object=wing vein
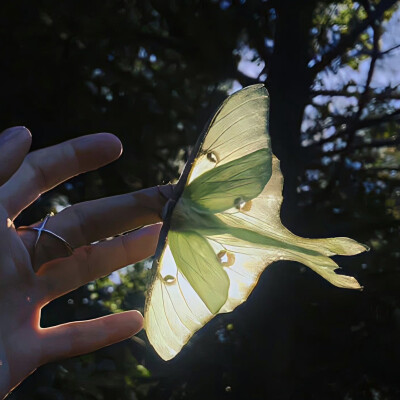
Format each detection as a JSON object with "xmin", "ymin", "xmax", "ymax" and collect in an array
[
  {"xmin": 217, "ymin": 135, "xmax": 267, "ymax": 163},
  {"xmin": 210, "ymin": 95, "xmax": 268, "ymax": 132},
  {"xmin": 176, "ymin": 273, "xmax": 197, "ymax": 320},
  {"xmin": 165, "ymin": 283, "xmax": 192, "ymax": 332},
  {"xmin": 206, "ymin": 111, "xmax": 264, "ymax": 150},
  {"xmin": 160, "ymin": 280, "xmax": 178, "ymax": 335}
]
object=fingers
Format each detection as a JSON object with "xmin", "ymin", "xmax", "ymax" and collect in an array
[
  {"xmin": 19, "ymin": 185, "xmax": 173, "ymax": 268},
  {"xmin": 40, "ymin": 310, "xmax": 143, "ymax": 363},
  {"xmin": 37, "ymin": 224, "xmax": 161, "ymax": 302},
  {"xmin": 47, "ymin": 185, "xmax": 171, "ymax": 248},
  {"xmin": 0, "ymin": 127, "xmax": 32, "ymax": 186},
  {"xmin": 0, "ymin": 133, "xmax": 122, "ymax": 220}
]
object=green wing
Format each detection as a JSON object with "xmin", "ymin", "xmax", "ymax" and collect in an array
[
  {"xmin": 184, "ymin": 148, "xmax": 272, "ymax": 213},
  {"xmin": 144, "ymin": 84, "xmax": 367, "ymax": 361},
  {"xmin": 168, "ymin": 230, "xmax": 229, "ymax": 313}
]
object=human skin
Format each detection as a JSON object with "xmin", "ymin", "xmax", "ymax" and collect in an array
[{"xmin": 0, "ymin": 126, "xmax": 172, "ymax": 398}]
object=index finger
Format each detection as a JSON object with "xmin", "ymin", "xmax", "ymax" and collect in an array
[
  {"xmin": 19, "ymin": 185, "xmax": 174, "ymax": 269},
  {"xmin": 0, "ymin": 133, "xmax": 122, "ymax": 219}
]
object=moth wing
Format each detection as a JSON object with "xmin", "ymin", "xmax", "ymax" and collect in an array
[
  {"xmin": 145, "ymin": 84, "xmax": 272, "ymax": 360},
  {"xmin": 144, "ymin": 230, "xmax": 282, "ymax": 361},
  {"xmin": 146, "ymin": 212, "xmax": 364, "ymax": 362},
  {"xmin": 144, "ymin": 160, "xmax": 366, "ymax": 361},
  {"xmin": 215, "ymin": 156, "xmax": 367, "ymax": 290},
  {"xmin": 144, "ymin": 84, "xmax": 367, "ymax": 361},
  {"xmin": 187, "ymin": 84, "xmax": 270, "ymax": 184},
  {"xmin": 144, "ymin": 243, "xmax": 215, "ymax": 361}
]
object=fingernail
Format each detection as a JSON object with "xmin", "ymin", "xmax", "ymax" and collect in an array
[
  {"xmin": 0, "ymin": 126, "xmax": 31, "ymax": 143},
  {"xmin": 132, "ymin": 310, "xmax": 143, "ymax": 319}
]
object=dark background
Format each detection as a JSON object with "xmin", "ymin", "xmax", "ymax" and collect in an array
[{"xmin": 1, "ymin": 0, "xmax": 400, "ymax": 399}]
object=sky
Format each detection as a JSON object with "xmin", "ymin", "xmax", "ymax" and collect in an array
[{"xmin": 232, "ymin": 6, "xmax": 400, "ymax": 117}]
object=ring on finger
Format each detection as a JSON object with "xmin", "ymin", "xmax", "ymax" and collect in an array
[{"xmin": 17, "ymin": 213, "xmax": 74, "ymax": 257}]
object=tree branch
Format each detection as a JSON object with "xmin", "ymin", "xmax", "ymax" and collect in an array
[
  {"xmin": 357, "ymin": 108, "xmax": 400, "ymax": 129},
  {"xmin": 359, "ymin": 42, "xmax": 400, "ymax": 57},
  {"xmin": 306, "ymin": 23, "xmax": 400, "ymax": 153},
  {"xmin": 310, "ymin": 89, "xmax": 400, "ymax": 100},
  {"xmin": 311, "ymin": 0, "xmax": 398, "ymax": 74},
  {"xmin": 324, "ymin": 136, "xmax": 400, "ymax": 155},
  {"xmin": 311, "ymin": 89, "xmax": 359, "ymax": 98},
  {"xmin": 344, "ymin": 18, "xmax": 381, "ymax": 151},
  {"xmin": 379, "ymin": 42, "xmax": 400, "ymax": 56},
  {"xmin": 304, "ymin": 108, "xmax": 400, "ymax": 151}
]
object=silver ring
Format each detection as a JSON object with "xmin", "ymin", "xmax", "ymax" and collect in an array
[{"xmin": 17, "ymin": 213, "xmax": 74, "ymax": 255}]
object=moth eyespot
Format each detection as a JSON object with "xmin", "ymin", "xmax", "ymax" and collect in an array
[
  {"xmin": 162, "ymin": 275, "xmax": 176, "ymax": 285},
  {"xmin": 217, "ymin": 250, "xmax": 235, "ymax": 267},
  {"xmin": 206, "ymin": 151, "xmax": 219, "ymax": 163},
  {"xmin": 234, "ymin": 198, "xmax": 252, "ymax": 211},
  {"xmin": 241, "ymin": 200, "xmax": 252, "ymax": 211}
]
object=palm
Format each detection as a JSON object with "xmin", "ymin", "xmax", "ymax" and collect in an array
[
  {"xmin": 0, "ymin": 127, "xmax": 170, "ymax": 398},
  {"xmin": 0, "ymin": 241, "xmax": 40, "ymax": 394}
]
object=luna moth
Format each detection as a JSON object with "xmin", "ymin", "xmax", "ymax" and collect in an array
[{"xmin": 144, "ymin": 84, "xmax": 367, "ymax": 361}]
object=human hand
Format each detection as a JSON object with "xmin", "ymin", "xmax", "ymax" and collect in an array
[{"xmin": 0, "ymin": 127, "xmax": 171, "ymax": 398}]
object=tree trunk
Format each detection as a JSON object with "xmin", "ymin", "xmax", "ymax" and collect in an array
[{"xmin": 267, "ymin": 0, "xmax": 316, "ymax": 231}]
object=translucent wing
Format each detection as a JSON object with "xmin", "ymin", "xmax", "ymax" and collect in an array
[
  {"xmin": 187, "ymin": 84, "xmax": 270, "ymax": 184},
  {"xmin": 144, "ymin": 243, "xmax": 214, "ymax": 360},
  {"xmin": 215, "ymin": 156, "xmax": 368, "ymax": 292},
  {"xmin": 144, "ymin": 157, "xmax": 367, "ymax": 360},
  {"xmin": 145, "ymin": 84, "xmax": 272, "ymax": 360},
  {"xmin": 183, "ymin": 148, "xmax": 272, "ymax": 214},
  {"xmin": 144, "ymin": 84, "xmax": 367, "ymax": 361},
  {"xmin": 168, "ymin": 230, "xmax": 229, "ymax": 313}
]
